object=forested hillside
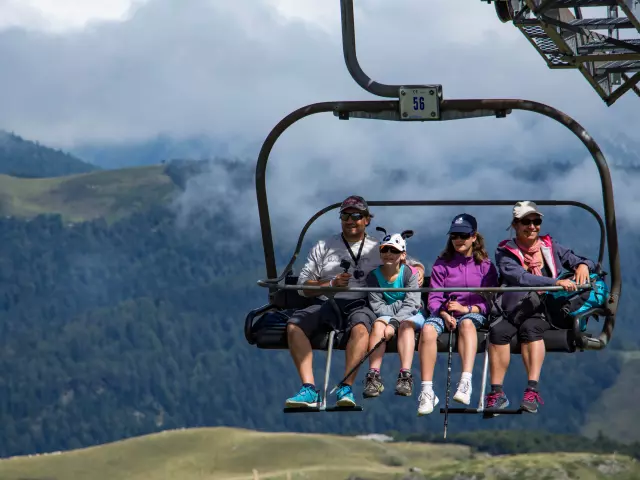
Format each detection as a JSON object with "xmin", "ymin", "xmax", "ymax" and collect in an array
[
  {"xmin": 0, "ymin": 131, "xmax": 98, "ymax": 178},
  {"xmin": 0, "ymin": 145, "xmax": 637, "ymax": 458}
]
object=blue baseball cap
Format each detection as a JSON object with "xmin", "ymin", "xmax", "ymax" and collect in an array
[{"xmin": 447, "ymin": 213, "xmax": 477, "ymax": 235}]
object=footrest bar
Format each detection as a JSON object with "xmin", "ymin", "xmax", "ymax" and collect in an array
[
  {"xmin": 326, "ymin": 405, "xmax": 363, "ymax": 412},
  {"xmin": 283, "ymin": 405, "xmax": 363, "ymax": 413},
  {"xmin": 439, "ymin": 408, "xmax": 524, "ymax": 415}
]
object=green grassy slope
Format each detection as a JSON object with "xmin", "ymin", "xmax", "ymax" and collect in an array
[
  {"xmin": 0, "ymin": 427, "xmax": 637, "ymax": 480},
  {"xmin": 0, "ymin": 164, "xmax": 176, "ymax": 223}
]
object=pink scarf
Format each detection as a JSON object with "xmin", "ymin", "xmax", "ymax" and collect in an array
[{"xmin": 515, "ymin": 239, "xmax": 543, "ymax": 276}]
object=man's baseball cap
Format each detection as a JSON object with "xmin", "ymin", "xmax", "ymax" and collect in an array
[
  {"xmin": 447, "ymin": 213, "xmax": 477, "ymax": 235},
  {"xmin": 339, "ymin": 195, "xmax": 370, "ymax": 214}
]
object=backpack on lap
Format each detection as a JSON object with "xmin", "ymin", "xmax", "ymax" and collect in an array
[{"xmin": 544, "ymin": 271, "xmax": 610, "ymax": 331}]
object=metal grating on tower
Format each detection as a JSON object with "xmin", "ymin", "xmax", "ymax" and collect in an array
[{"xmin": 487, "ymin": 0, "xmax": 640, "ymax": 105}]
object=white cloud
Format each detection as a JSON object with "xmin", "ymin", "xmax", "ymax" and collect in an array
[
  {"xmin": 0, "ymin": 0, "xmax": 146, "ymax": 32},
  {"xmin": 0, "ymin": 0, "xmax": 638, "ymax": 239},
  {"xmin": 265, "ymin": 0, "xmax": 339, "ymax": 33},
  {"xmin": 0, "ymin": 0, "xmax": 636, "ymax": 146}
]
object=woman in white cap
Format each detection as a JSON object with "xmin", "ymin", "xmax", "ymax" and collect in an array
[
  {"xmin": 484, "ymin": 201, "xmax": 596, "ymax": 415},
  {"xmin": 362, "ymin": 230, "xmax": 426, "ymax": 400}
]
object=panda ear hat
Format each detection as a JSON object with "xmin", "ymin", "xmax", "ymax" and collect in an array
[
  {"xmin": 376, "ymin": 229, "xmax": 412, "ymax": 253},
  {"xmin": 377, "ymin": 226, "xmax": 414, "ymax": 240},
  {"xmin": 376, "ymin": 226, "xmax": 393, "ymax": 243}
]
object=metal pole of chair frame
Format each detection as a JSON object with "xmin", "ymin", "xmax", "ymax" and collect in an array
[
  {"xmin": 477, "ymin": 334, "xmax": 490, "ymax": 412},
  {"xmin": 321, "ymin": 330, "xmax": 336, "ymax": 411},
  {"xmin": 259, "ymin": 283, "xmax": 594, "ymax": 295}
]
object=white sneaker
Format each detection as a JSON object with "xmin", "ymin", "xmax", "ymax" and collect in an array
[
  {"xmin": 453, "ymin": 378, "xmax": 472, "ymax": 405},
  {"xmin": 417, "ymin": 390, "xmax": 439, "ymax": 416}
]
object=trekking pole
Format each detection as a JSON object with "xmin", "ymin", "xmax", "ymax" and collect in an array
[
  {"xmin": 443, "ymin": 295, "xmax": 457, "ymax": 440},
  {"xmin": 329, "ymin": 319, "xmax": 399, "ymax": 395}
]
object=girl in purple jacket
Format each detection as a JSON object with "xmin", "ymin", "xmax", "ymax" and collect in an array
[{"xmin": 417, "ymin": 213, "xmax": 498, "ymax": 416}]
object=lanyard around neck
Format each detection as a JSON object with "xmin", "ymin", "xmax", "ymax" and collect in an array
[{"xmin": 341, "ymin": 233, "xmax": 365, "ymax": 268}]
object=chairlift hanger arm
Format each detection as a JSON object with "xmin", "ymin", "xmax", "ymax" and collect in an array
[{"xmin": 340, "ymin": 0, "xmax": 398, "ymax": 98}]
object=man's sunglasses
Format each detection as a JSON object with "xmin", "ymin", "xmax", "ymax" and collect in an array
[
  {"xmin": 519, "ymin": 217, "xmax": 542, "ymax": 226},
  {"xmin": 450, "ymin": 233, "xmax": 472, "ymax": 240},
  {"xmin": 340, "ymin": 212, "xmax": 365, "ymax": 221},
  {"xmin": 380, "ymin": 246, "xmax": 402, "ymax": 254}
]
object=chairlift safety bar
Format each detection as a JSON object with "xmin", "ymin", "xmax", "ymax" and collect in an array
[{"xmin": 256, "ymin": 282, "xmax": 593, "ymax": 294}]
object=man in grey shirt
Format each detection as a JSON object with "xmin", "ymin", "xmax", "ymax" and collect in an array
[{"xmin": 285, "ymin": 195, "xmax": 424, "ymax": 408}]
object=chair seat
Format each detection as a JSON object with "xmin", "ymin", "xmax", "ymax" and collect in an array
[
  {"xmin": 251, "ymin": 274, "xmax": 584, "ymax": 354},
  {"xmin": 247, "ymin": 307, "xmax": 577, "ymax": 353}
]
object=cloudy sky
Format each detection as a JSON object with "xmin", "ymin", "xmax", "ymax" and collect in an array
[{"xmin": 1, "ymin": 0, "xmax": 639, "ymax": 244}]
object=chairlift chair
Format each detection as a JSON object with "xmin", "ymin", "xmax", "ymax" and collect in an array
[{"xmin": 244, "ymin": 0, "xmax": 622, "ymax": 424}]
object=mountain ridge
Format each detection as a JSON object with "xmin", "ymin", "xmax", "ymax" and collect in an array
[{"xmin": 0, "ymin": 130, "xmax": 98, "ymax": 178}]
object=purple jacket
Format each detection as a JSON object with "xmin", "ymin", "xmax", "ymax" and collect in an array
[{"xmin": 427, "ymin": 254, "xmax": 499, "ymax": 317}]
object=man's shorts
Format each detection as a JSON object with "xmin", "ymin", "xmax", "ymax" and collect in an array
[
  {"xmin": 286, "ymin": 297, "xmax": 377, "ymax": 338},
  {"xmin": 375, "ymin": 311, "xmax": 427, "ymax": 331}
]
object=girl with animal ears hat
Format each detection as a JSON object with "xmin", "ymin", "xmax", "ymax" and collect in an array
[{"xmin": 362, "ymin": 227, "xmax": 427, "ymax": 401}]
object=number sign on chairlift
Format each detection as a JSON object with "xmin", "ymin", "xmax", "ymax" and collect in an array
[{"xmin": 398, "ymin": 87, "xmax": 441, "ymax": 121}]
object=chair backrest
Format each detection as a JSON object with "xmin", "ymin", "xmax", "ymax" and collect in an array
[
  {"xmin": 420, "ymin": 275, "xmax": 431, "ymax": 311},
  {"xmin": 272, "ymin": 275, "xmax": 315, "ymax": 310}
]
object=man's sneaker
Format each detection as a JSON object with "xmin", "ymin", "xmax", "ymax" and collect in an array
[
  {"xmin": 483, "ymin": 391, "xmax": 510, "ymax": 418},
  {"xmin": 417, "ymin": 390, "xmax": 439, "ymax": 416},
  {"xmin": 521, "ymin": 388, "xmax": 544, "ymax": 413},
  {"xmin": 362, "ymin": 371, "xmax": 384, "ymax": 398},
  {"xmin": 336, "ymin": 384, "xmax": 357, "ymax": 407},
  {"xmin": 395, "ymin": 370, "xmax": 413, "ymax": 396},
  {"xmin": 285, "ymin": 385, "xmax": 320, "ymax": 408},
  {"xmin": 453, "ymin": 378, "xmax": 472, "ymax": 405}
]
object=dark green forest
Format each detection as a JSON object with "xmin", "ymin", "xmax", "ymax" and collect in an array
[
  {"xmin": 0, "ymin": 138, "xmax": 638, "ymax": 458},
  {"xmin": 0, "ymin": 131, "xmax": 98, "ymax": 178}
]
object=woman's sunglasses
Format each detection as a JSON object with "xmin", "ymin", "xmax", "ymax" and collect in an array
[
  {"xmin": 340, "ymin": 212, "xmax": 365, "ymax": 221},
  {"xmin": 380, "ymin": 246, "xmax": 402, "ymax": 254},
  {"xmin": 519, "ymin": 217, "xmax": 542, "ymax": 226},
  {"xmin": 450, "ymin": 233, "xmax": 472, "ymax": 240}
]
